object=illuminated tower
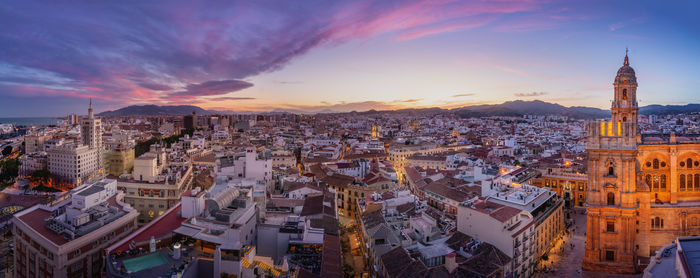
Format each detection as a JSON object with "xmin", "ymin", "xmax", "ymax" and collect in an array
[
  {"xmin": 612, "ymin": 49, "xmax": 639, "ymax": 125},
  {"xmin": 582, "ymin": 53, "xmax": 639, "ymax": 273}
]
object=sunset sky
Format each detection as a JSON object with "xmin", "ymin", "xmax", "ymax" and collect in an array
[{"xmin": 1, "ymin": 0, "xmax": 699, "ymax": 117}]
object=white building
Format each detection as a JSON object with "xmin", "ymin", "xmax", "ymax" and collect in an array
[{"xmin": 47, "ymin": 102, "xmax": 104, "ymax": 186}]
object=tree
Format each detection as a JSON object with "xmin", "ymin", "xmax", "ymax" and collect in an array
[
  {"xmin": 1, "ymin": 146, "xmax": 12, "ymax": 156},
  {"xmin": 0, "ymin": 159, "xmax": 19, "ymax": 185},
  {"xmin": 29, "ymin": 169, "xmax": 51, "ymax": 188}
]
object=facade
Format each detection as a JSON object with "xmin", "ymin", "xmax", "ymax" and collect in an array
[
  {"xmin": 47, "ymin": 144, "xmax": 101, "ymax": 186},
  {"xmin": 117, "ymin": 147, "xmax": 193, "ymax": 224},
  {"xmin": 47, "ymin": 102, "xmax": 104, "ymax": 187},
  {"xmin": 12, "ymin": 179, "xmax": 138, "ymax": 278},
  {"xmin": 81, "ymin": 100, "xmax": 103, "ymax": 168},
  {"xmin": 183, "ymin": 111, "xmax": 197, "ymax": 129},
  {"xmin": 537, "ymin": 169, "xmax": 587, "ymax": 208},
  {"xmin": 24, "ymin": 134, "xmax": 51, "ymax": 154},
  {"xmin": 582, "ymin": 54, "xmax": 700, "ymax": 273},
  {"xmin": 104, "ymin": 147, "xmax": 135, "ymax": 176},
  {"xmin": 457, "ymin": 199, "xmax": 536, "ymax": 278}
]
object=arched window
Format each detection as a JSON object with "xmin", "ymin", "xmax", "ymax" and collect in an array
[
  {"xmin": 652, "ymin": 217, "xmax": 663, "ymax": 229},
  {"xmin": 660, "ymin": 175, "xmax": 667, "ymax": 190},
  {"xmin": 695, "ymin": 174, "xmax": 700, "ymax": 190},
  {"xmin": 607, "ymin": 192, "xmax": 615, "ymax": 206},
  {"xmin": 653, "ymin": 175, "xmax": 659, "ymax": 190},
  {"xmin": 623, "ymin": 116, "xmax": 627, "ymax": 122},
  {"xmin": 653, "ymin": 159, "xmax": 659, "ymax": 169},
  {"xmin": 688, "ymin": 158, "xmax": 693, "ymax": 169},
  {"xmin": 608, "ymin": 162, "xmax": 615, "ymax": 176},
  {"xmin": 622, "ymin": 89, "xmax": 628, "ymax": 100},
  {"xmin": 681, "ymin": 174, "xmax": 687, "ymax": 191},
  {"xmin": 645, "ymin": 174, "xmax": 652, "ymax": 186}
]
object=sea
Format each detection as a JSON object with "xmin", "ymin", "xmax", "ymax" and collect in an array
[{"xmin": 0, "ymin": 117, "xmax": 62, "ymax": 126}]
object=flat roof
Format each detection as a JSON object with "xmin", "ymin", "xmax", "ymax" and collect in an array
[
  {"xmin": 679, "ymin": 237, "xmax": 700, "ymax": 278},
  {"xmin": 77, "ymin": 185, "xmax": 104, "ymax": 196},
  {"xmin": 18, "ymin": 208, "xmax": 69, "ymax": 245}
]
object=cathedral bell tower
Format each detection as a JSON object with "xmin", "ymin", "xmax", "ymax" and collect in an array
[
  {"xmin": 612, "ymin": 49, "xmax": 639, "ymax": 125},
  {"xmin": 582, "ymin": 52, "xmax": 640, "ymax": 274}
]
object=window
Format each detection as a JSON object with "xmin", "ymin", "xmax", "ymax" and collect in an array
[
  {"xmin": 681, "ymin": 174, "xmax": 687, "ymax": 191},
  {"xmin": 607, "ymin": 221, "xmax": 615, "ymax": 232},
  {"xmin": 607, "ymin": 193, "xmax": 615, "ymax": 206},
  {"xmin": 660, "ymin": 175, "xmax": 667, "ymax": 189},
  {"xmin": 651, "ymin": 217, "xmax": 663, "ymax": 229},
  {"xmin": 605, "ymin": 251, "xmax": 615, "ymax": 261},
  {"xmin": 695, "ymin": 174, "xmax": 700, "ymax": 190},
  {"xmin": 653, "ymin": 159, "xmax": 659, "ymax": 169},
  {"xmin": 622, "ymin": 89, "xmax": 627, "ymax": 100},
  {"xmin": 653, "ymin": 175, "xmax": 659, "ymax": 190},
  {"xmin": 688, "ymin": 158, "xmax": 693, "ymax": 169},
  {"xmin": 608, "ymin": 162, "xmax": 615, "ymax": 176},
  {"xmin": 645, "ymin": 175, "xmax": 652, "ymax": 187}
]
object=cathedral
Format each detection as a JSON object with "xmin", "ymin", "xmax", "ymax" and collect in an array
[{"xmin": 583, "ymin": 53, "xmax": 700, "ymax": 273}]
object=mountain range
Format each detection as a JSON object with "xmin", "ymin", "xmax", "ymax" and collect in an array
[
  {"xmin": 97, "ymin": 105, "xmax": 212, "ymax": 116},
  {"xmin": 96, "ymin": 101, "xmax": 700, "ymax": 118}
]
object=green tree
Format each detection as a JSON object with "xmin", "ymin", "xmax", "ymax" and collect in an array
[{"xmin": 0, "ymin": 159, "xmax": 19, "ymax": 185}]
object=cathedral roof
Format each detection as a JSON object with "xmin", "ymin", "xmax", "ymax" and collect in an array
[{"xmin": 615, "ymin": 52, "xmax": 637, "ymax": 84}]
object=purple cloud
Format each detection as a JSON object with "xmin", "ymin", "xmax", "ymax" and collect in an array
[
  {"xmin": 170, "ymin": 80, "xmax": 254, "ymax": 98},
  {"xmin": 0, "ymin": 0, "xmax": 548, "ymax": 111}
]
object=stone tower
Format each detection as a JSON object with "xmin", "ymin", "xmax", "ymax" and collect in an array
[
  {"xmin": 582, "ymin": 53, "xmax": 640, "ymax": 273},
  {"xmin": 612, "ymin": 49, "xmax": 638, "ymax": 125}
]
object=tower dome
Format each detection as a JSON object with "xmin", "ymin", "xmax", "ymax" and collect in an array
[{"xmin": 615, "ymin": 51, "xmax": 636, "ymax": 84}]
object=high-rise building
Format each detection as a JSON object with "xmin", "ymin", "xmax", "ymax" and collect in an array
[
  {"xmin": 81, "ymin": 99, "xmax": 103, "ymax": 167},
  {"xmin": 47, "ymin": 101, "xmax": 104, "ymax": 187},
  {"xmin": 582, "ymin": 53, "xmax": 700, "ymax": 273},
  {"xmin": 183, "ymin": 111, "xmax": 197, "ymax": 129}
]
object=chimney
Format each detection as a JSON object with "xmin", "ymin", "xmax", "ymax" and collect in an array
[{"xmin": 445, "ymin": 252, "xmax": 458, "ymax": 273}]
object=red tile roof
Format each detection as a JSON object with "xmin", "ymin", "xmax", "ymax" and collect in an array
[{"xmin": 107, "ymin": 203, "xmax": 185, "ymax": 254}]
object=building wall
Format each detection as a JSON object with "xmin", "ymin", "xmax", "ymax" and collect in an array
[
  {"xmin": 25, "ymin": 134, "xmax": 51, "ymax": 154},
  {"xmin": 104, "ymin": 148, "xmax": 135, "ymax": 176},
  {"xmin": 47, "ymin": 145, "xmax": 101, "ymax": 186},
  {"xmin": 537, "ymin": 174, "xmax": 587, "ymax": 207},
  {"xmin": 13, "ymin": 210, "xmax": 138, "ymax": 278}
]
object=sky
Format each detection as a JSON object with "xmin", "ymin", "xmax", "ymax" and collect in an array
[{"xmin": 0, "ymin": 0, "xmax": 699, "ymax": 117}]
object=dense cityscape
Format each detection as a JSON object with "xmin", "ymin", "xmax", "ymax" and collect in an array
[
  {"xmin": 1, "ymin": 1, "xmax": 700, "ymax": 278},
  {"xmin": 0, "ymin": 55, "xmax": 698, "ymax": 277}
]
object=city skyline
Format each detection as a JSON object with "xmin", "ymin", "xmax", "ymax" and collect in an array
[{"xmin": 1, "ymin": 1, "xmax": 699, "ymax": 117}]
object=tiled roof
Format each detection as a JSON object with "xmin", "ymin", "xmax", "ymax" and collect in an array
[{"xmin": 108, "ymin": 202, "xmax": 185, "ymax": 254}]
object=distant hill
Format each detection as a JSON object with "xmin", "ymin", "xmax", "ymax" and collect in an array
[
  {"xmin": 452, "ymin": 100, "xmax": 700, "ymax": 119},
  {"xmin": 97, "ymin": 105, "xmax": 211, "ymax": 116},
  {"xmin": 451, "ymin": 100, "xmax": 609, "ymax": 119},
  {"xmin": 97, "ymin": 101, "xmax": 700, "ymax": 117},
  {"xmin": 639, "ymin": 104, "xmax": 700, "ymax": 115}
]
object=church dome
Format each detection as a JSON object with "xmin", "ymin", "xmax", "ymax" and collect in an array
[{"xmin": 615, "ymin": 53, "xmax": 636, "ymax": 84}]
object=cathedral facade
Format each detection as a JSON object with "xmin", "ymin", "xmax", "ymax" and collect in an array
[{"xmin": 583, "ymin": 53, "xmax": 700, "ymax": 273}]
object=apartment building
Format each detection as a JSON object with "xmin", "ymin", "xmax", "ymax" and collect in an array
[{"xmin": 12, "ymin": 179, "xmax": 138, "ymax": 278}]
